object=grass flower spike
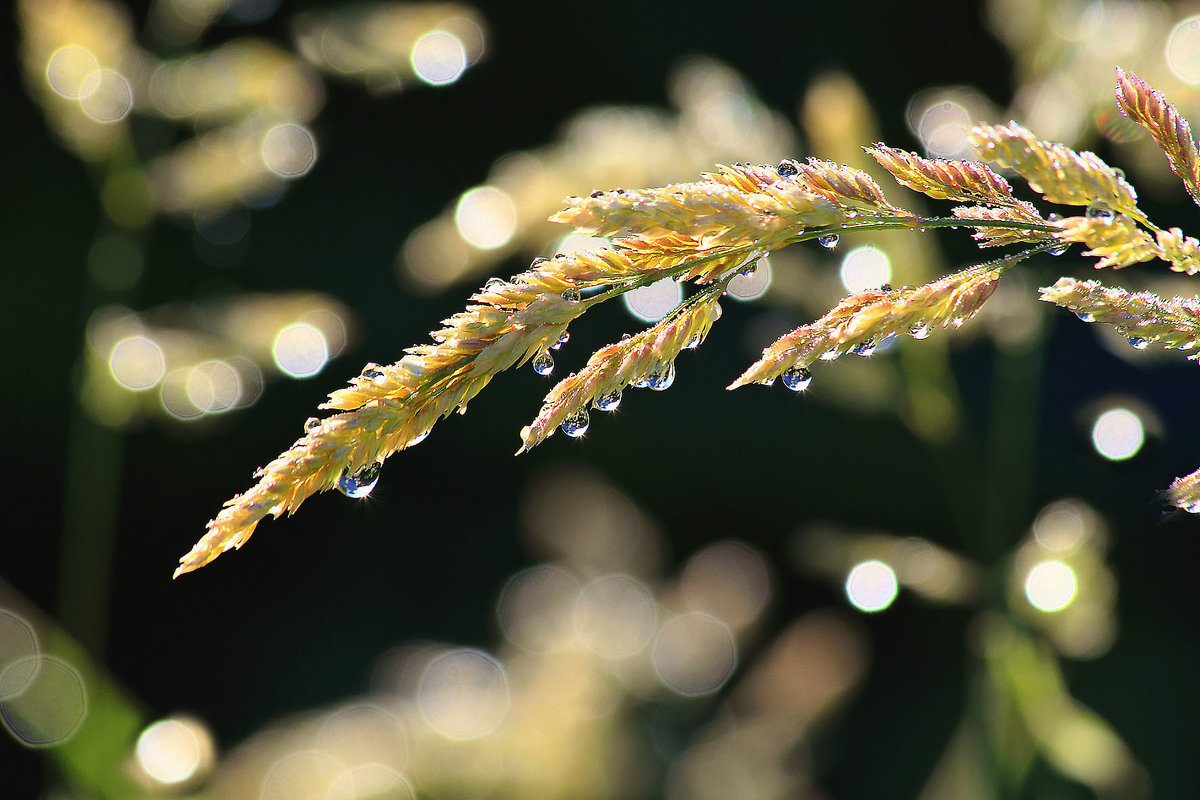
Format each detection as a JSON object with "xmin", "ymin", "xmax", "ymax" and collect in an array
[{"xmin": 179, "ymin": 68, "xmax": 1200, "ymax": 576}]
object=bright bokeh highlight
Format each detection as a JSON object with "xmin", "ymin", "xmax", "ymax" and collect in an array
[
  {"xmin": 273, "ymin": 322, "xmax": 329, "ymax": 378},
  {"xmin": 652, "ymin": 612, "xmax": 737, "ymax": 696},
  {"xmin": 1025, "ymin": 560, "xmax": 1078, "ymax": 612},
  {"xmin": 79, "ymin": 69, "xmax": 133, "ymax": 123},
  {"xmin": 624, "ymin": 277, "xmax": 682, "ymax": 322},
  {"xmin": 411, "ymin": 31, "xmax": 467, "ymax": 85},
  {"xmin": 135, "ymin": 716, "xmax": 214, "ymax": 786},
  {"xmin": 727, "ymin": 258, "xmax": 772, "ymax": 301},
  {"xmin": 0, "ymin": 656, "xmax": 87, "ymax": 747},
  {"xmin": 839, "ymin": 246, "xmax": 891, "ymax": 293},
  {"xmin": 1166, "ymin": 16, "xmax": 1200, "ymax": 84},
  {"xmin": 417, "ymin": 649, "xmax": 510, "ymax": 740},
  {"xmin": 454, "ymin": 186, "xmax": 517, "ymax": 250},
  {"xmin": 1091, "ymin": 407, "xmax": 1144, "ymax": 460},
  {"xmin": 262, "ymin": 124, "xmax": 317, "ymax": 178},
  {"xmin": 109, "ymin": 336, "xmax": 166, "ymax": 390},
  {"xmin": 574, "ymin": 574, "xmax": 657, "ymax": 658},
  {"xmin": 0, "ymin": 611, "xmax": 39, "ymax": 701},
  {"xmin": 845, "ymin": 560, "xmax": 898, "ymax": 612},
  {"xmin": 46, "ymin": 45, "xmax": 100, "ymax": 99}
]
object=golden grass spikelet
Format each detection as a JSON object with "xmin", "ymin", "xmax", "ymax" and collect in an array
[
  {"xmin": 517, "ymin": 289, "xmax": 724, "ymax": 452},
  {"xmin": 1166, "ymin": 467, "xmax": 1200, "ymax": 514},
  {"xmin": 866, "ymin": 144, "xmax": 1017, "ymax": 205},
  {"xmin": 1156, "ymin": 228, "xmax": 1200, "ymax": 276},
  {"xmin": 968, "ymin": 123, "xmax": 1142, "ymax": 220},
  {"xmin": 1038, "ymin": 277, "xmax": 1200, "ymax": 355},
  {"xmin": 1057, "ymin": 215, "xmax": 1159, "ymax": 269},
  {"xmin": 952, "ymin": 204, "xmax": 1054, "ymax": 248},
  {"xmin": 729, "ymin": 264, "xmax": 1003, "ymax": 389},
  {"xmin": 550, "ymin": 167, "xmax": 845, "ymax": 246},
  {"xmin": 1115, "ymin": 68, "xmax": 1200, "ymax": 210},
  {"xmin": 779, "ymin": 158, "xmax": 911, "ymax": 217}
]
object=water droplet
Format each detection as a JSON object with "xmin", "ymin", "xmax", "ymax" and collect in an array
[
  {"xmin": 877, "ymin": 333, "xmax": 897, "ymax": 349},
  {"xmin": 646, "ymin": 362, "xmax": 676, "ymax": 391},
  {"xmin": 409, "ymin": 430, "xmax": 430, "ymax": 446},
  {"xmin": 533, "ymin": 351, "xmax": 555, "ymax": 375},
  {"xmin": 594, "ymin": 389, "xmax": 622, "ymax": 411},
  {"xmin": 781, "ymin": 366, "xmax": 812, "ymax": 391},
  {"xmin": 620, "ymin": 332, "xmax": 632, "ymax": 341},
  {"xmin": 712, "ymin": 303, "xmax": 723, "ymax": 320},
  {"xmin": 853, "ymin": 338, "xmax": 876, "ymax": 357},
  {"xmin": 740, "ymin": 260, "xmax": 759, "ymax": 277},
  {"xmin": 950, "ymin": 317, "xmax": 965, "ymax": 328},
  {"xmin": 304, "ymin": 417, "xmax": 321, "ymax": 433},
  {"xmin": 818, "ymin": 233, "xmax": 840, "ymax": 249},
  {"xmin": 1075, "ymin": 311, "xmax": 1094, "ymax": 322},
  {"xmin": 1128, "ymin": 336, "xmax": 1149, "ymax": 350},
  {"xmin": 551, "ymin": 331, "xmax": 570, "ymax": 350},
  {"xmin": 1048, "ymin": 243, "xmax": 1068, "ymax": 256},
  {"xmin": 360, "ymin": 363, "xmax": 384, "ymax": 382},
  {"xmin": 484, "ymin": 277, "xmax": 505, "ymax": 292},
  {"xmin": 1086, "ymin": 202, "xmax": 1114, "ymax": 224},
  {"xmin": 531, "ymin": 256, "xmax": 549, "ymax": 268},
  {"xmin": 776, "ymin": 160, "xmax": 798, "ymax": 177},
  {"xmin": 561, "ymin": 408, "xmax": 590, "ymax": 437},
  {"xmin": 590, "ymin": 190, "xmax": 606, "ymax": 198},
  {"xmin": 909, "ymin": 324, "xmax": 931, "ymax": 340},
  {"xmin": 685, "ymin": 334, "xmax": 701, "ymax": 349},
  {"xmin": 562, "ymin": 288, "xmax": 582, "ymax": 303},
  {"xmin": 338, "ymin": 462, "xmax": 381, "ymax": 498},
  {"xmin": 819, "ymin": 348, "xmax": 840, "ymax": 361}
]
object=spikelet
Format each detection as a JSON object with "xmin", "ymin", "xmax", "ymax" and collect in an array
[
  {"xmin": 1166, "ymin": 467, "xmax": 1200, "ymax": 514},
  {"xmin": 952, "ymin": 204, "xmax": 1055, "ymax": 248},
  {"xmin": 968, "ymin": 123, "xmax": 1142, "ymax": 220},
  {"xmin": 517, "ymin": 288, "xmax": 724, "ymax": 452},
  {"xmin": 1038, "ymin": 277, "xmax": 1200, "ymax": 355},
  {"xmin": 1156, "ymin": 228, "xmax": 1200, "ymax": 276},
  {"xmin": 779, "ymin": 158, "xmax": 911, "ymax": 217},
  {"xmin": 1114, "ymin": 68, "xmax": 1200, "ymax": 209},
  {"xmin": 866, "ymin": 144, "xmax": 1017, "ymax": 205},
  {"xmin": 551, "ymin": 165, "xmax": 845, "ymax": 246},
  {"xmin": 1056, "ymin": 214, "xmax": 1159, "ymax": 269},
  {"xmin": 729, "ymin": 263, "xmax": 1005, "ymax": 389}
]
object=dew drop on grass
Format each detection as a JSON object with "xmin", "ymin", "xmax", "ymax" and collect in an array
[
  {"xmin": 1128, "ymin": 337, "xmax": 1149, "ymax": 350},
  {"xmin": 853, "ymin": 338, "xmax": 876, "ymax": 357},
  {"xmin": 594, "ymin": 389, "xmax": 622, "ymax": 411},
  {"xmin": 484, "ymin": 277, "xmax": 505, "ymax": 292},
  {"xmin": 781, "ymin": 366, "xmax": 812, "ymax": 392},
  {"xmin": 776, "ymin": 160, "xmax": 798, "ymax": 177},
  {"xmin": 561, "ymin": 408, "xmax": 590, "ymax": 437},
  {"xmin": 646, "ymin": 362, "xmax": 675, "ymax": 391},
  {"xmin": 1075, "ymin": 311, "xmax": 1094, "ymax": 322},
  {"xmin": 818, "ymin": 233, "xmax": 840, "ymax": 249},
  {"xmin": 1086, "ymin": 202, "xmax": 1114, "ymax": 224},
  {"xmin": 533, "ymin": 351, "xmax": 555, "ymax": 375},
  {"xmin": 304, "ymin": 417, "xmax": 320, "ymax": 433},
  {"xmin": 338, "ymin": 462, "xmax": 381, "ymax": 498},
  {"xmin": 909, "ymin": 324, "xmax": 931, "ymax": 340},
  {"xmin": 360, "ymin": 363, "xmax": 384, "ymax": 382},
  {"xmin": 562, "ymin": 288, "xmax": 582, "ymax": 302},
  {"xmin": 551, "ymin": 331, "xmax": 569, "ymax": 350}
]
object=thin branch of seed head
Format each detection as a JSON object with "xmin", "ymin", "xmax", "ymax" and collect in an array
[
  {"xmin": 518, "ymin": 276, "xmax": 732, "ymax": 452},
  {"xmin": 1038, "ymin": 277, "xmax": 1200, "ymax": 356},
  {"xmin": 1114, "ymin": 67, "xmax": 1200, "ymax": 210},
  {"xmin": 1167, "ymin": 467, "xmax": 1200, "ymax": 513},
  {"xmin": 730, "ymin": 244, "xmax": 1052, "ymax": 389}
]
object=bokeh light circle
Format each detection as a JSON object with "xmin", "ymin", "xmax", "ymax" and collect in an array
[
  {"xmin": 652, "ymin": 612, "xmax": 737, "ymax": 696},
  {"xmin": 624, "ymin": 277, "xmax": 682, "ymax": 322},
  {"xmin": 845, "ymin": 560, "xmax": 899, "ymax": 612},
  {"xmin": 417, "ymin": 649, "xmax": 509, "ymax": 739},
  {"xmin": 1024, "ymin": 560, "xmax": 1077, "ymax": 612},
  {"xmin": 262, "ymin": 124, "xmax": 318, "ymax": 178},
  {"xmin": 0, "ymin": 656, "xmax": 88, "ymax": 747},
  {"xmin": 574, "ymin": 574, "xmax": 658, "ymax": 658},
  {"xmin": 1091, "ymin": 407, "xmax": 1144, "ymax": 460},
  {"xmin": 454, "ymin": 186, "xmax": 517, "ymax": 250},
  {"xmin": 411, "ymin": 31, "xmax": 467, "ymax": 85},
  {"xmin": 1166, "ymin": 16, "xmax": 1200, "ymax": 84},
  {"xmin": 79, "ymin": 70, "xmax": 134, "ymax": 123},
  {"xmin": 839, "ymin": 246, "xmax": 891, "ymax": 293},
  {"xmin": 273, "ymin": 322, "xmax": 329, "ymax": 378}
]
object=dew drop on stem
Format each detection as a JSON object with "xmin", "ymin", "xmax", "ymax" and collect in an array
[
  {"xmin": 1127, "ymin": 336, "xmax": 1149, "ymax": 350},
  {"xmin": 781, "ymin": 366, "xmax": 812, "ymax": 392},
  {"xmin": 562, "ymin": 288, "xmax": 582, "ymax": 303},
  {"xmin": 561, "ymin": 408, "xmax": 590, "ymax": 437},
  {"xmin": 646, "ymin": 362, "xmax": 675, "ymax": 391},
  {"xmin": 338, "ymin": 462, "xmax": 381, "ymax": 498},
  {"xmin": 533, "ymin": 351, "xmax": 555, "ymax": 376},
  {"xmin": 594, "ymin": 389, "xmax": 622, "ymax": 412},
  {"xmin": 818, "ymin": 233, "xmax": 840, "ymax": 249},
  {"xmin": 1086, "ymin": 202, "xmax": 1114, "ymax": 224}
]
